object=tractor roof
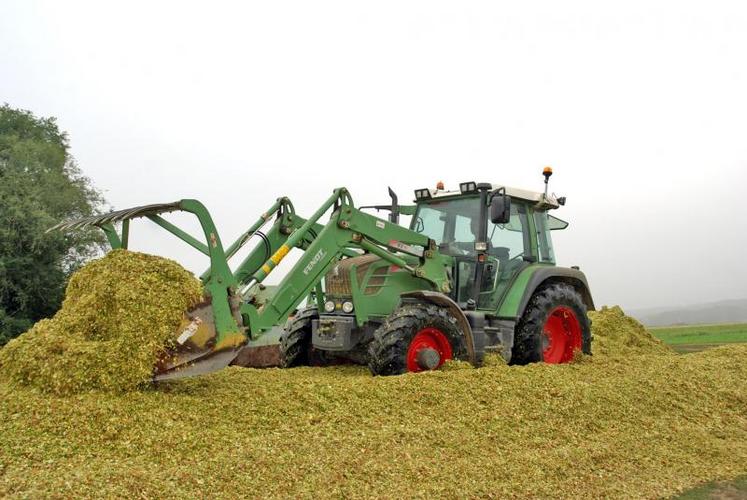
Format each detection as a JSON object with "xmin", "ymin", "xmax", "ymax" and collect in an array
[{"xmin": 417, "ymin": 184, "xmax": 562, "ymax": 209}]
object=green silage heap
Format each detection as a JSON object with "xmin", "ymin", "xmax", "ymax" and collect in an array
[
  {"xmin": 588, "ymin": 305, "xmax": 673, "ymax": 358},
  {"xmin": 0, "ymin": 250, "xmax": 202, "ymax": 395}
]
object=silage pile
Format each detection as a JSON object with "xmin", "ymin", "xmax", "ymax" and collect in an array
[
  {"xmin": 0, "ymin": 250, "xmax": 202, "ymax": 394},
  {"xmin": 1, "ymin": 344, "xmax": 745, "ymax": 498},
  {"xmin": 588, "ymin": 305, "xmax": 673, "ymax": 358},
  {"xmin": 1, "ymin": 267, "xmax": 745, "ymax": 498}
]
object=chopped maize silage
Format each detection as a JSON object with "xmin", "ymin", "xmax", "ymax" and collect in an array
[
  {"xmin": 588, "ymin": 305, "xmax": 673, "ymax": 359},
  {"xmin": 1, "ymin": 305, "xmax": 745, "ymax": 498},
  {"xmin": 0, "ymin": 250, "xmax": 202, "ymax": 394}
]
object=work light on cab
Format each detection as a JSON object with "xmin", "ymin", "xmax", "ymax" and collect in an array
[
  {"xmin": 414, "ymin": 188, "xmax": 431, "ymax": 200},
  {"xmin": 459, "ymin": 181, "xmax": 477, "ymax": 194}
]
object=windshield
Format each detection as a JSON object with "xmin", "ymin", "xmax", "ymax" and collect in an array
[{"xmin": 411, "ymin": 197, "xmax": 480, "ymax": 246}]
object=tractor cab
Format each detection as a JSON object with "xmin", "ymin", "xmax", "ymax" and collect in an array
[{"xmin": 410, "ymin": 179, "xmax": 568, "ymax": 311}]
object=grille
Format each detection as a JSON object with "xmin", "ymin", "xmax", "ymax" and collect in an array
[
  {"xmin": 325, "ymin": 254, "xmax": 381, "ymax": 296},
  {"xmin": 364, "ymin": 272, "xmax": 388, "ymax": 295}
]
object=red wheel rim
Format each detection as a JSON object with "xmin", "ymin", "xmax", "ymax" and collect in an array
[
  {"xmin": 542, "ymin": 306, "xmax": 582, "ymax": 363},
  {"xmin": 406, "ymin": 327, "xmax": 453, "ymax": 372}
]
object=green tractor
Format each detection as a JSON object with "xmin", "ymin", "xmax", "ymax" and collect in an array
[
  {"xmin": 282, "ymin": 169, "xmax": 593, "ymax": 374},
  {"xmin": 50, "ymin": 168, "xmax": 593, "ymax": 379}
]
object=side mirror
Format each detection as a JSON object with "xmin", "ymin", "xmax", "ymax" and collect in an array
[{"xmin": 490, "ymin": 194, "xmax": 511, "ymax": 224}]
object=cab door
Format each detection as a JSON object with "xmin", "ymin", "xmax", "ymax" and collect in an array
[{"xmin": 476, "ymin": 201, "xmax": 532, "ymax": 310}]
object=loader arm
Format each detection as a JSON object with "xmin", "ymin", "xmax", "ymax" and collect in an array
[
  {"xmin": 238, "ymin": 188, "xmax": 451, "ymax": 337},
  {"xmin": 197, "ymin": 197, "xmax": 359, "ymax": 319},
  {"xmin": 215, "ymin": 200, "xmax": 359, "ymax": 290}
]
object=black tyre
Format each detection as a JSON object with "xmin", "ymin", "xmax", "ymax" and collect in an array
[
  {"xmin": 279, "ymin": 307, "xmax": 318, "ymax": 367},
  {"xmin": 368, "ymin": 302, "xmax": 466, "ymax": 376},
  {"xmin": 512, "ymin": 283, "xmax": 591, "ymax": 365}
]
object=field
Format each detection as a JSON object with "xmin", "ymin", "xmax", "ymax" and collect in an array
[{"xmin": 649, "ymin": 323, "xmax": 747, "ymax": 353}]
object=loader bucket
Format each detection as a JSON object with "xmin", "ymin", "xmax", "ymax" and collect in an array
[
  {"xmin": 46, "ymin": 199, "xmax": 250, "ymax": 382},
  {"xmin": 153, "ymin": 299, "xmax": 246, "ymax": 381}
]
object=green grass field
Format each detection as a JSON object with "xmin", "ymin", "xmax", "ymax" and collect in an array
[
  {"xmin": 649, "ymin": 323, "xmax": 747, "ymax": 354},
  {"xmin": 674, "ymin": 475, "xmax": 747, "ymax": 499}
]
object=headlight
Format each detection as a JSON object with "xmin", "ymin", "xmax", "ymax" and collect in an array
[
  {"xmin": 323, "ymin": 300, "xmax": 336, "ymax": 313},
  {"xmin": 341, "ymin": 301, "xmax": 354, "ymax": 313}
]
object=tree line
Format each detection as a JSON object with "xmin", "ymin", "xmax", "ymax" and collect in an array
[{"xmin": 0, "ymin": 104, "xmax": 105, "ymax": 345}]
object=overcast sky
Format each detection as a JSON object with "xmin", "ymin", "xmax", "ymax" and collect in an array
[{"xmin": 1, "ymin": 0, "xmax": 745, "ymax": 311}]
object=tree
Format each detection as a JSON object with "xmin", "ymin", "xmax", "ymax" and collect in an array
[{"xmin": 0, "ymin": 104, "xmax": 106, "ymax": 345}]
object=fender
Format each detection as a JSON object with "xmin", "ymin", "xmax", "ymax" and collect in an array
[
  {"xmin": 400, "ymin": 290, "xmax": 477, "ymax": 365},
  {"xmin": 497, "ymin": 265, "xmax": 595, "ymax": 320}
]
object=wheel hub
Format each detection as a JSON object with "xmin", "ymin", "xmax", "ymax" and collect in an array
[
  {"xmin": 415, "ymin": 347, "xmax": 441, "ymax": 370},
  {"xmin": 542, "ymin": 306, "xmax": 582, "ymax": 364},
  {"xmin": 406, "ymin": 327, "xmax": 453, "ymax": 372}
]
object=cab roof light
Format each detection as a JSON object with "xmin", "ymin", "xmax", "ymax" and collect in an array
[
  {"xmin": 459, "ymin": 181, "xmax": 477, "ymax": 194},
  {"xmin": 414, "ymin": 188, "xmax": 432, "ymax": 200}
]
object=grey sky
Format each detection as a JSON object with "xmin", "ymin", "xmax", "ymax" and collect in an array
[{"xmin": 1, "ymin": 1, "xmax": 745, "ymax": 310}]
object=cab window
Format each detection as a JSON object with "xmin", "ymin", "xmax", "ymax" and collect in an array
[
  {"xmin": 533, "ymin": 211, "xmax": 561, "ymax": 263},
  {"xmin": 412, "ymin": 197, "xmax": 480, "ymax": 256},
  {"xmin": 487, "ymin": 203, "xmax": 529, "ymax": 260}
]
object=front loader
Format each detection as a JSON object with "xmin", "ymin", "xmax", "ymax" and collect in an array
[{"xmin": 50, "ymin": 168, "xmax": 594, "ymax": 380}]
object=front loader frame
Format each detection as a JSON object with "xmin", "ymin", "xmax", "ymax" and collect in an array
[{"xmin": 50, "ymin": 188, "xmax": 452, "ymax": 357}]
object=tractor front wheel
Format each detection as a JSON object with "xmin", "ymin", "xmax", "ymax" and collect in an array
[
  {"xmin": 512, "ymin": 283, "xmax": 591, "ymax": 364},
  {"xmin": 279, "ymin": 307, "xmax": 333, "ymax": 367},
  {"xmin": 368, "ymin": 302, "xmax": 466, "ymax": 375}
]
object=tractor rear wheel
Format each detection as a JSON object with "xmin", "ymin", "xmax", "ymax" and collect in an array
[
  {"xmin": 279, "ymin": 307, "xmax": 331, "ymax": 367},
  {"xmin": 368, "ymin": 302, "xmax": 466, "ymax": 376},
  {"xmin": 512, "ymin": 283, "xmax": 591, "ymax": 365}
]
